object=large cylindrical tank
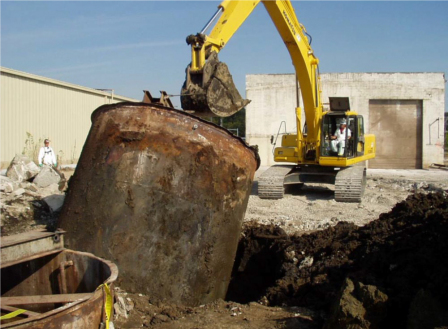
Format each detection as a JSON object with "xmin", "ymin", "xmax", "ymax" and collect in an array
[{"xmin": 58, "ymin": 102, "xmax": 259, "ymax": 306}]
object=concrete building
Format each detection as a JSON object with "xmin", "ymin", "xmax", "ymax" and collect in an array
[
  {"xmin": 246, "ymin": 72, "xmax": 446, "ymax": 169},
  {"xmin": 1, "ymin": 67, "xmax": 138, "ymax": 168}
]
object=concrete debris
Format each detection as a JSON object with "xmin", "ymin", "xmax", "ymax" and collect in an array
[
  {"xmin": 1, "ymin": 166, "xmax": 70, "ymax": 236},
  {"xmin": 298, "ymin": 256, "xmax": 314, "ymax": 269},
  {"xmin": 26, "ymin": 183, "xmax": 39, "ymax": 192},
  {"xmin": 0, "ymin": 176, "xmax": 17, "ymax": 193},
  {"xmin": 113, "ymin": 293, "xmax": 135, "ymax": 320},
  {"xmin": 33, "ymin": 166, "xmax": 61, "ymax": 188},
  {"xmin": 42, "ymin": 195, "xmax": 65, "ymax": 213},
  {"xmin": 6, "ymin": 154, "xmax": 40, "ymax": 182},
  {"xmin": 12, "ymin": 188, "xmax": 26, "ymax": 197},
  {"xmin": 39, "ymin": 183, "xmax": 62, "ymax": 198},
  {"xmin": 114, "ymin": 296, "xmax": 129, "ymax": 319}
]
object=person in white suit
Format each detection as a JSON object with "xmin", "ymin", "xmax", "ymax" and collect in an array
[
  {"xmin": 38, "ymin": 139, "xmax": 57, "ymax": 167},
  {"xmin": 331, "ymin": 119, "xmax": 351, "ymax": 156}
]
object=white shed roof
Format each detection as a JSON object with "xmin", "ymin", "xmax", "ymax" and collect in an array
[{"xmin": 1, "ymin": 66, "xmax": 139, "ymax": 102}]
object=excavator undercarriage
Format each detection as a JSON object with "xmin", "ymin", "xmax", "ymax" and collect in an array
[{"xmin": 258, "ymin": 165, "xmax": 367, "ymax": 202}]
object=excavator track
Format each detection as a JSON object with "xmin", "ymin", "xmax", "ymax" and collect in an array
[
  {"xmin": 334, "ymin": 166, "xmax": 366, "ymax": 203},
  {"xmin": 258, "ymin": 165, "xmax": 294, "ymax": 199}
]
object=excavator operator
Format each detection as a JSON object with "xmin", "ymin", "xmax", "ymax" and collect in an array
[{"xmin": 331, "ymin": 119, "xmax": 351, "ymax": 156}]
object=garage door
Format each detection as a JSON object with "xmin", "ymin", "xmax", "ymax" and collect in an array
[{"xmin": 369, "ymin": 100, "xmax": 422, "ymax": 169}]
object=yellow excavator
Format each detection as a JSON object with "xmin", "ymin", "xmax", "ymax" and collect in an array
[{"xmin": 181, "ymin": 0, "xmax": 376, "ymax": 202}]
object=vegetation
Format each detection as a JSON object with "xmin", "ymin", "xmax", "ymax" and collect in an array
[
  {"xmin": 445, "ymin": 132, "xmax": 448, "ymax": 151},
  {"xmin": 207, "ymin": 108, "xmax": 246, "ymax": 138},
  {"xmin": 22, "ymin": 132, "xmax": 43, "ymax": 164},
  {"xmin": 22, "ymin": 132, "xmax": 68, "ymax": 165}
]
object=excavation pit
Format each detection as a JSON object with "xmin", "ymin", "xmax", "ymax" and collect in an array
[{"xmin": 225, "ymin": 192, "xmax": 448, "ymax": 328}]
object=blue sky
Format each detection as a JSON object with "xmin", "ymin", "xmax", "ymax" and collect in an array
[{"xmin": 2, "ymin": 1, "xmax": 447, "ymax": 111}]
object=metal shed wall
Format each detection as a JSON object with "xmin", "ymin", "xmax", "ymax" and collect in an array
[{"xmin": 1, "ymin": 67, "xmax": 138, "ymax": 168}]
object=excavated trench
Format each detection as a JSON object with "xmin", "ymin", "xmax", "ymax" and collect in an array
[{"xmin": 226, "ymin": 192, "xmax": 448, "ymax": 328}]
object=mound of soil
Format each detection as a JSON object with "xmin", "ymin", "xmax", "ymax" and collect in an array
[{"xmin": 227, "ymin": 192, "xmax": 448, "ymax": 328}]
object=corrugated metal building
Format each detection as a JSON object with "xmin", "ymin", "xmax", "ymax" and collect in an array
[{"xmin": 1, "ymin": 67, "xmax": 139, "ymax": 168}]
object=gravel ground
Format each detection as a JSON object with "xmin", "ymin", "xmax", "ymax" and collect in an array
[
  {"xmin": 245, "ymin": 167, "xmax": 448, "ymax": 235},
  {"xmin": 2, "ymin": 166, "xmax": 448, "ymax": 328}
]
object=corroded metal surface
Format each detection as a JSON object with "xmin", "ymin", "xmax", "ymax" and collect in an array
[
  {"xmin": 1, "ymin": 248, "xmax": 118, "ymax": 328},
  {"xmin": 58, "ymin": 102, "xmax": 259, "ymax": 306},
  {"xmin": 0, "ymin": 229, "xmax": 65, "ymax": 268}
]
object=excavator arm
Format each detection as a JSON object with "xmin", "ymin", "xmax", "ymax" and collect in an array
[{"xmin": 181, "ymin": 0, "xmax": 323, "ymax": 143}]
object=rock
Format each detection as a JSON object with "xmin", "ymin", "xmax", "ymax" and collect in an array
[
  {"xmin": 26, "ymin": 184, "xmax": 39, "ymax": 192},
  {"xmin": 114, "ymin": 301, "xmax": 128, "ymax": 319},
  {"xmin": 0, "ymin": 176, "xmax": 17, "ymax": 193},
  {"xmin": 24, "ymin": 190, "xmax": 40, "ymax": 198},
  {"xmin": 39, "ymin": 183, "xmax": 62, "ymax": 198},
  {"xmin": 20, "ymin": 181, "xmax": 31, "ymax": 189},
  {"xmin": 13, "ymin": 188, "xmax": 26, "ymax": 196},
  {"xmin": 33, "ymin": 166, "xmax": 60, "ymax": 188},
  {"xmin": 324, "ymin": 278, "xmax": 388, "ymax": 329},
  {"xmin": 42, "ymin": 195, "xmax": 65, "ymax": 213},
  {"xmin": 6, "ymin": 154, "xmax": 40, "ymax": 182},
  {"xmin": 1, "ymin": 183, "xmax": 14, "ymax": 193},
  {"xmin": 151, "ymin": 314, "xmax": 170, "ymax": 324},
  {"xmin": 324, "ymin": 278, "xmax": 368, "ymax": 329},
  {"xmin": 427, "ymin": 183, "xmax": 444, "ymax": 192},
  {"xmin": 407, "ymin": 289, "xmax": 448, "ymax": 329},
  {"xmin": 298, "ymin": 256, "xmax": 314, "ymax": 269}
]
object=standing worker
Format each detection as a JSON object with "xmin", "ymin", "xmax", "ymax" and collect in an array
[{"xmin": 38, "ymin": 139, "xmax": 57, "ymax": 168}]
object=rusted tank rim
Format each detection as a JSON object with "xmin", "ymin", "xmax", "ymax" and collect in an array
[
  {"xmin": 91, "ymin": 102, "xmax": 260, "ymax": 169},
  {"xmin": 1, "ymin": 250, "xmax": 118, "ymax": 328}
]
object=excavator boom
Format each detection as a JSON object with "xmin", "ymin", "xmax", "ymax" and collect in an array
[
  {"xmin": 181, "ymin": 0, "xmax": 375, "ymax": 202},
  {"xmin": 181, "ymin": 0, "xmax": 322, "ymax": 132}
]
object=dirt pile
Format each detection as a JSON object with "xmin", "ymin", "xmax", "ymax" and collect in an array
[{"xmin": 227, "ymin": 192, "xmax": 448, "ymax": 328}]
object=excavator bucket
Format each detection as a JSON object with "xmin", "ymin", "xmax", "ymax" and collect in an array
[{"xmin": 181, "ymin": 52, "xmax": 251, "ymax": 117}]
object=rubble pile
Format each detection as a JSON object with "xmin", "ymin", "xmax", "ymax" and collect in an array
[
  {"xmin": 228, "ymin": 192, "xmax": 448, "ymax": 328},
  {"xmin": 0, "ymin": 155, "xmax": 66, "ymax": 235}
]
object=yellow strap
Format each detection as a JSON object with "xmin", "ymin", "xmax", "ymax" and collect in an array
[
  {"xmin": 0, "ymin": 309, "xmax": 27, "ymax": 320},
  {"xmin": 97, "ymin": 283, "xmax": 113, "ymax": 329}
]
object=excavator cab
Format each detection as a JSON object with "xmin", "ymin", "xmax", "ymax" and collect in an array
[
  {"xmin": 320, "ymin": 97, "xmax": 373, "ymax": 165},
  {"xmin": 321, "ymin": 114, "xmax": 363, "ymax": 158}
]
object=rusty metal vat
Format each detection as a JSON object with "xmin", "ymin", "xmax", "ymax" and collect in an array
[
  {"xmin": 1, "ymin": 230, "xmax": 118, "ymax": 328},
  {"xmin": 58, "ymin": 102, "xmax": 259, "ymax": 306}
]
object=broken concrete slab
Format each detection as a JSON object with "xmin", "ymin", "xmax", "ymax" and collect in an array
[
  {"xmin": 39, "ymin": 183, "xmax": 63, "ymax": 198},
  {"xmin": 42, "ymin": 195, "xmax": 65, "ymax": 213},
  {"xmin": 0, "ymin": 176, "xmax": 17, "ymax": 193},
  {"xmin": 6, "ymin": 154, "xmax": 40, "ymax": 182},
  {"xmin": 13, "ymin": 188, "xmax": 26, "ymax": 197},
  {"xmin": 24, "ymin": 190, "xmax": 40, "ymax": 198},
  {"xmin": 33, "ymin": 166, "xmax": 60, "ymax": 188},
  {"xmin": 26, "ymin": 183, "xmax": 39, "ymax": 192}
]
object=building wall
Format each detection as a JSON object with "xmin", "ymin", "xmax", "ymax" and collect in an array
[
  {"xmin": 1, "ymin": 67, "xmax": 138, "ymax": 168},
  {"xmin": 246, "ymin": 72, "xmax": 445, "ymax": 168}
]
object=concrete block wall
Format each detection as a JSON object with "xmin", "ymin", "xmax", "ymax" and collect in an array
[
  {"xmin": 246, "ymin": 72, "xmax": 445, "ymax": 168},
  {"xmin": 246, "ymin": 74, "xmax": 297, "ymax": 168}
]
